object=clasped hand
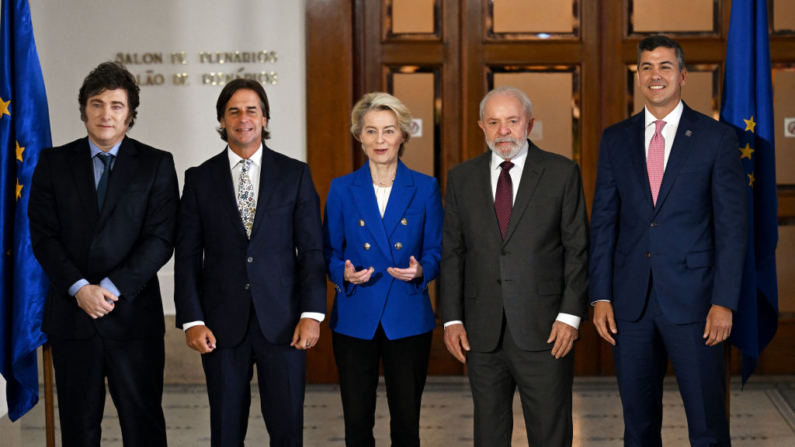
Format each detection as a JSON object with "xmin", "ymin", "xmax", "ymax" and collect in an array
[{"xmin": 75, "ymin": 284, "xmax": 118, "ymax": 319}]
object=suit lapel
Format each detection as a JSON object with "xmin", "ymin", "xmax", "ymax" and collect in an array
[
  {"xmin": 382, "ymin": 160, "xmax": 416, "ymax": 238},
  {"xmin": 626, "ymin": 112, "xmax": 654, "ymax": 210},
  {"xmin": 653, "ymin": 105, "xmax": 698, "ymax": 215},
  {"xmin": 249, "ymin": 145, "xmax": 278, "ymax": 239},
  {"xmin": 68, "ymin": 138, "xmax": 99, "ymax": 225},
  {"xmin": 211, "ymin": 148, "xmax": 248, "ymax": 238},
  {"xmin": 502, "ymin": 143, "xmax": 544, "ymax": 246},
  {"xmin": 96, "ymin": 138, "xmax": 138, "ymax": 231},
  {"xmin": 350, "ymin": 164, "xmax": 392, "ymax": 260}
]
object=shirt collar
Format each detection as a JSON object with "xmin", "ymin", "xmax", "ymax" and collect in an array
[
  {"xmin": 491, "ymin": 139, "xmax": 529, "ymax": 171},
  {"xmin": 228, "ymin": 142, "xmax": 263, "ymax": 170},
  {"xmin": 88, "ymin": 138, "xmax": 122, "ymax": 158},
  {"xmin": 644, "ymin": 100, "xmax": 684, "ymax": 129}
]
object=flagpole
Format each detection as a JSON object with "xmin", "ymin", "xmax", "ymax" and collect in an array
[
  {"xmin": 725, "ymin": 344, "xmax": 731, "ymax": 421},
  {"xmin": 42, "ymin": 343, "xmax": 54, "ymax": 447}
]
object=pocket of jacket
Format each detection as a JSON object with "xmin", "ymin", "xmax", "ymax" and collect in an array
[
  {"xmin": 279, "ymin": 275, "xmax": 296, "ymax": 286},
  {"xmin": 537, "ymin": 281, "xmax": 562, "ymax": 296},
  {"xmin": 686, "ymin": 250, "xmax": 715, "ymax": 268}
]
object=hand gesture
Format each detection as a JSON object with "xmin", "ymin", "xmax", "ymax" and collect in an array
[
  {"xmin": 387, "ymin": 256, "xmax": 423, "ymax": 281},
  {"xmin": 343, "ymin": 260, "xmax": 373, "ymax": 285}
]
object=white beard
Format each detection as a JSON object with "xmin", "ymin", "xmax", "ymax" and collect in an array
[{"xmin": 486, "ymin": 134, "xmax": 526, "ymax": 159}]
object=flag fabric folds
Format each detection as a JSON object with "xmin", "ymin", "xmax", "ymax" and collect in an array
[
  {"xmin": 0, "ymin": 0, "xmax": 52, "ymax": 421},
  {"xmin": 720, "ymin": 0, "xmax": 779, "ymax": 386}
]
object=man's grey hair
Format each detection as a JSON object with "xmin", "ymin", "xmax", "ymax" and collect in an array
[{"xmin": 479, "ymin": 86, "xmax": 533, "ymax": 121}]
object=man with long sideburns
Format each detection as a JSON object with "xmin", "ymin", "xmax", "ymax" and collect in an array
[
  {"xmin": 590, "ymin": 36, "xmax": 747, "ymax": 446},
  {"xmin": 29, "ymin": 61, "xmax": 177, "ymax": 447},
  {"xmin": 441, "ymin": 86, "xmax": 589, "ymax": 446},
  {"xmin": 175, "ymin": 78, "xmax": 326, "ymax": 446}
]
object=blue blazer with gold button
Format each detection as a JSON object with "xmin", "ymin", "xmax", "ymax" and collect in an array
[{"xmin": 323, "ymin": 160, "xmax": 443, "ymax": 340}]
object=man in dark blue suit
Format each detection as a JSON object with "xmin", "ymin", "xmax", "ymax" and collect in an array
[
  {"xmin": 590, "ymin": 36, "xmax": 747, "ymax": 447},
  {"xmin": 174, "ymin": 79, "xmax": 326, "ymax": 446}
]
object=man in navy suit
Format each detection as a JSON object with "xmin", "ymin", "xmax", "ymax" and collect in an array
[
  {"xmin": 589, "ymin": 36, "xmax": 747, "ymax": 446},
  {"xmin": 174, "ymin": 79, "xmax": 326, "ymax": 446},
  {"xmin": 29, "ymin": 62, "xmax": 177, "ymax": 447}
]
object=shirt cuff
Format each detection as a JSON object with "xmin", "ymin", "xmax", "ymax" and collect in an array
[
  {"xmin": 182, "ymin": 321, "xmax": 205, "ymax": 332},
  {"xmin": 444, "ymin": 320, "xmax": 463, "ymax": 328},
  {"xmin": 68, "ymin": 279, "xmax": 90, "ymax": 296},
  {"xmin": 100, "ymin": 277, "xmax": 121, "ymax": 297},
  {"xmin": 556, "ymin": 313, "xmax": 581, "ymax": 329},
  {"xmin": 301, "ymin": 312, "xmax": 325, "ymax": 323},
  {"xmin": 591, "ymin": 300, "xmax": 611, "ymax": 305}
]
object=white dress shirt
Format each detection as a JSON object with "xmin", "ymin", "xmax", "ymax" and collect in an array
[
  {"xmin": 183, "ymin": 144, "xmax": 324, "ymax": 331},
  {"xmin": 445, "ymin": 141, "xmax": 581, "ymax": 330},
  {"xmin": 644, "ymin": 100, "xmax": 684, "ymax": 169}
]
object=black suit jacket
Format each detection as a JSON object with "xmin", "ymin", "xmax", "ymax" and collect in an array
[
  {"xmin": 29, "ymin": 137, "xmax": 179, "ymax": 340},
  {"xmin": 441, "ymin": 142, "xmax": 590, "ymax": 352},
  {"xmin": 174, "ymin": 145, "xmax": 326, "ymax": 347}
]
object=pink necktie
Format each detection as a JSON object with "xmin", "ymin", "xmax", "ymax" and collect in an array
[
  {"xmin": 647, "ymin": 120, "xmax": 666, "ymax": 206},
  {"xmin": 494, "ymin": 161, "xmax": 514, "ymax": 239}
]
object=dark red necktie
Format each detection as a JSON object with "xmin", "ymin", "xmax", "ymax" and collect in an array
[{"xmin": 495, "ymin": 161, "xmax": 514, "ymax": 239}]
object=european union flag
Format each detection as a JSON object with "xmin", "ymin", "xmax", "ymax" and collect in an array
[
  {"xmin": 1, "ymin": 0, "xmax": 52, "ymax": 420},
  {"xmin": 720, "ymin": 0, "xmax": 779, "ymax": 386}
]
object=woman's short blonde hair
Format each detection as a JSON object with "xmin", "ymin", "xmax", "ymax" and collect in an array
[{"xmin": 351, "ymin": 92, "xmax": 413, "ymax": 157}]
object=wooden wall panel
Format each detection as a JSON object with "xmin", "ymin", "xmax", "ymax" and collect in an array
[{"xmin": 306, "ymin": 0, "xmax": 355, "ymax": 383}]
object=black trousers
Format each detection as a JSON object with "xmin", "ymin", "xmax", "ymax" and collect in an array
[
  {"xmin": 201, "ymin": 313, "xmax": 306, "ymax": 447},
  {"xmin": 49, "ymin": 333, "xmax": 167, "ymax": 447},
  {"xmin": 333, "ymin": 325, "xmax": 433, "ymax": 447},
  {"xmin": 466, "ymin": 320, "xmax": 574, "ymax": 447}
]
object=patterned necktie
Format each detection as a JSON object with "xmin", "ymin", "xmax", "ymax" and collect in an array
[
  {"xmin": 96, "ymin": 153, "xmax": 114, "ymax": 212},
  {"xmin": 237, "ymin": 159, "xmax": 256, "ymax": 238},
  {"xmin": 647, "ymin": 120, "xmax": 666, "ymax": 206},
  {"xmin": 494, "ymin": 160, "xmax": 514, "ymax": 240}
]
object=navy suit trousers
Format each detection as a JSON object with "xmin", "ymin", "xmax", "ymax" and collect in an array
[
  {"xmin": 613, "ymin": 287, "xmax": 730, "ymax": 447},
  {"xmin": 201, "ymin": 313, "xmax": 306, "ymax": 447}
]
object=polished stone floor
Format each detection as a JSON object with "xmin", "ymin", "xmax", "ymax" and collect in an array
[{"xmin": 17, "ymin": 376, "xmax": 795, "ymax": 446}]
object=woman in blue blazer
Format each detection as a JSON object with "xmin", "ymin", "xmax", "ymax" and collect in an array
[{"xmin": 323, "ymin": 92, "xmax": 443, "ymax": 446}]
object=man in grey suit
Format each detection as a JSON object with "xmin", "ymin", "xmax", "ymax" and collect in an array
[{"xmin": 441, "ymin": 86, "xmax": 589, "ymax": 446}]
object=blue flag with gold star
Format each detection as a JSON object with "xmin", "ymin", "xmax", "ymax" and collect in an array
[
  {"xmin": 720, "ymin": 0, "xmax": 778, "ymax": 386},
  {"xmin": 1, "ymin": 0, "xmax": 52, "ymax": 420}
]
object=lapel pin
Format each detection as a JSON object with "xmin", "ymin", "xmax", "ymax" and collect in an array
[{"xmin": 685, "ymin": 130, "xmax": 692, "ymax": 137}]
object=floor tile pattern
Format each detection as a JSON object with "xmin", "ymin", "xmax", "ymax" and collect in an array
[{"xmin": 18, "ymin": 376, "xmax": 795, "ymax": 446}]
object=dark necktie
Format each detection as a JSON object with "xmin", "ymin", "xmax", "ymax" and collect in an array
[
  {"xmin": 494, "ymin": 160, "xmax": 514, "ymax": 239},
  {"xmin": 96, "ymin": 153, "xmax": 113, "ymax": 212}
]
